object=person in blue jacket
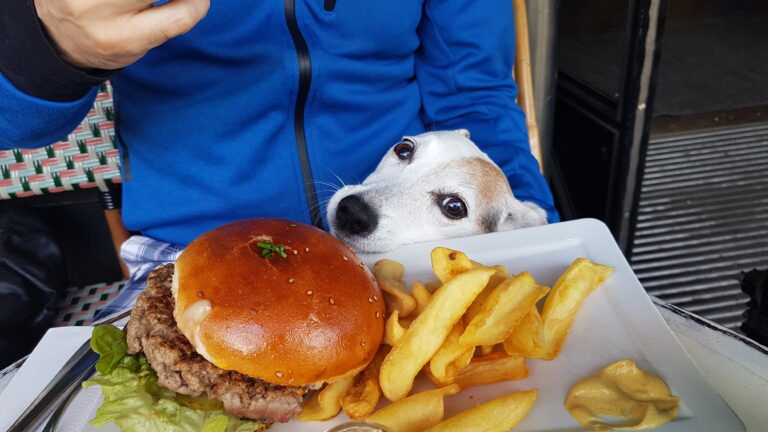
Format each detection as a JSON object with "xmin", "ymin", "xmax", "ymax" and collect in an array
[{"xmin": 0, "ymin": 0, "xmax": 558, "ymax": 314}]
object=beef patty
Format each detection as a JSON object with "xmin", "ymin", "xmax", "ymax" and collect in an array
[{"xmin": 125, "ymin": 264, "xmax": 304, "ymax": 423}]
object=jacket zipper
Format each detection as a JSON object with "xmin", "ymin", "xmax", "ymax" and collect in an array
[
  {"xmin": 284, "ymin": 0, "xmax": 322, "ymax": 229},
  {"xmin": 114, "ymin": 108, "xmax": 132, "ymax": 182}
]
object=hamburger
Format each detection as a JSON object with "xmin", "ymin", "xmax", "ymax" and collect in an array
[{"xmin": 88, "ymin": 218, "xmax": 385, "ymax": 430}]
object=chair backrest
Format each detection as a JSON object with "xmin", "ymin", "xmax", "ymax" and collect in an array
[
  {"xmin": 512, "ymin": 0, "xmax": 543, "ymax": 173},
  {"xmin": 0, "ymin": 84, "xmax": 121, "ymax": 200}
]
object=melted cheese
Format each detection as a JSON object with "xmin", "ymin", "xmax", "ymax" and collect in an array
[{"xmin": 172, "ymin": 271, "xmax": 215, "ymax": 363}]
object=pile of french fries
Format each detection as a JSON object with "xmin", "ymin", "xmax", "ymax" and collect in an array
[{"xmin": 297, "ymin": 247, "xmax": 614, "ymax": 432}]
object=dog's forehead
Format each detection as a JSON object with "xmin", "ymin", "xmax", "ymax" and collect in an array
[
  {"xmin": 407, "ymin": 131, "xmax": 492, "ymax": 163},
  {"xmin": 434, "ymin": 157, "xmax": 512, "ymax": 199}
]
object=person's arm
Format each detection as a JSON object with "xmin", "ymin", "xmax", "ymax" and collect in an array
[
  {"xmin": 0, "ymin": 0, "xmax": 209, "ymax": 150},
  {"xmin": 0, "ymin": 0, "xmax": 104, "ymax": 148},
  {"xmin": 415, "ymin": 0, "xmax": 559, "ymax": 222}
]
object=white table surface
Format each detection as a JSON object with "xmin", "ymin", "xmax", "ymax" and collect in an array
[
  {"xmin": 2, "ymin": 299, "xmax": 766, "ymax": 431},
  {"xmin": 652, "ymin": 298, "xmax": 768, "ymax": 431}
]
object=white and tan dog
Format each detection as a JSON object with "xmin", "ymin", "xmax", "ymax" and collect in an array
[{"xmin": 327, "ymin": 130, "xmax": 547, "ymax": 252}]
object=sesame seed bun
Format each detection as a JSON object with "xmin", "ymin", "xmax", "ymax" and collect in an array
[{"xmin": 172, "ymin": 218, "xmax": 385, "ymax": 387}]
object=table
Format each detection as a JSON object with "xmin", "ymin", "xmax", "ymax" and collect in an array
[{"xmin": 1, "ymin": 298, "xmax": 766, "ymax": 431}]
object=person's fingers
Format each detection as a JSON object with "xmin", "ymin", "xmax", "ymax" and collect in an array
[
  {"xmin": 34, "ymin": 0, "xmax": 210, "ymax": 69},
  {"xmin": 112, "ymin": 0, "xmax": 160, "ymax": 15},
  {"xmin": 132, "ymin": 0, "xmax": 210, "ymax": 48}
]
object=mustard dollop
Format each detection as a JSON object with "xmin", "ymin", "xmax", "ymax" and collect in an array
[{"xmin": 565, "ymin": 359, "xmax": 679, "ymax": 430}]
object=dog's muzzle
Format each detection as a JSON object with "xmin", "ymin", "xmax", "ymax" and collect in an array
[{"xmin": 334, "ymin": 195, "xmax": 378, "ymax": 236}]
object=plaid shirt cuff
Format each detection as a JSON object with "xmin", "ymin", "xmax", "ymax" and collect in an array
[{"xmin": 95, "ymin": 235, "xmax": 184, "ymax": 319}]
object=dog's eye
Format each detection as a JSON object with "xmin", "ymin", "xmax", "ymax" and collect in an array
[
  {"xmin": 440, "ymin": 196, "xmax": 467, "ymax": 219},
  {"xmin": 393, "ymin": 141, "xmax": 415, "ymax": 160}
]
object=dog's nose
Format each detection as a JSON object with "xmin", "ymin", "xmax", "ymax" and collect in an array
[{"xmin": 335, "ymin": 195, "xmax": 378, "ymax": 236}]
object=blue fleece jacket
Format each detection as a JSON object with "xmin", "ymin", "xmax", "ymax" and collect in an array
[{"xmin": 0, "ymin": 0, "xmax": 558, "ymax": 246}]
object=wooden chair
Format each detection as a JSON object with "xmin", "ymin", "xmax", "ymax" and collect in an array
[{"xmin": 513, "ymin": 0, "xmax": 544, "ymax": 173}]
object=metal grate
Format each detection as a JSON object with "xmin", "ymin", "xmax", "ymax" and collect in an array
[{"xmin": 631, "ymin": 123, "xmax": 768, "ymax": 331}]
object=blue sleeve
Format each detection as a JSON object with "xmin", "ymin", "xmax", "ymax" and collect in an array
[
  {"xmin": 0, "ymin": 70, "xmax": 97, "ymax": 150},
  {"xmin": 415, "ymin": 0, "xmax": 559, "ymax": 223}
]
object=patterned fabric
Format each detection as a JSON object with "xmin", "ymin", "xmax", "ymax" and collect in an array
[
  {"xmin": 95, "ymin": 235, "xmax": 184, "ymax": 320},
  {"xmin": 53, "ymin": 281, "xmax": 125, "ymax": 327},
  {"xmin": 0, "ymin": 83, "xmax": 121, "ymax": 199}
]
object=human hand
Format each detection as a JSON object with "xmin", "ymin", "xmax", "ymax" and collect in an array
[{"xmin": 35, "ymin": 0, "xmax": 210, "ymax": 70}]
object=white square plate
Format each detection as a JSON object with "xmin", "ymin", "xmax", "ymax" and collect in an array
[{"xmin": 68, "ymin": 219, "xmax": 742, "ymax": 431}]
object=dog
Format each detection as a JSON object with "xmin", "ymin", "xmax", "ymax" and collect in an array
[{"xmin": 327, "ymin": 129, "xmax": 547, "ymax": 253}]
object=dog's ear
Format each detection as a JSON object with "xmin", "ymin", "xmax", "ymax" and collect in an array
[
  {"xmin": 455, "ymin": 129, "xmax": 471, "ymax": 139},
  {"xmin": 497, "ymin": 201, "xmax": 548, "ymax": 231}
]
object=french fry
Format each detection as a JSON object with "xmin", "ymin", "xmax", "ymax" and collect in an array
[
  {"xmin": 503, "ymin": 306, "xmax": 544, "ymax": 357},
  {"xmin": 374, "ymin": 260, "xmax": 417, "ymax": 317},
  {"xmin": 431, "ymin": 247, "xmax": 474, "ymax": 283},
  {"xmin": 421, "ymin": 367, "xmax": 443, "ymax": 388},
  {"xmin": 423, "ymin": 389, "xmax": 538, "ymax": 432},
  {"xmin": 479, "ymin": 344, "xmax": 496, "ymax": 356},
  {"xmin": 380, "ymin": 279, "xmax": 417, "ymax": 318},
  {"xmin": 454, "ymin": 351, "xmax": 528, "ymax": 389},
  {"xmin": 296, "ymin": 376, "xmax": 355, "ymax": 421},
  {"xmin": 380, "ymin": 267, "xmax": 496, "ymax": 401},
  {"xmin": 535, "ymin": 258, "xmax": 614, "ymax": 360},
  {"xmin": 424, "ymin": 280, "xmax": 442, "ymax": 293},
  {"xmin": 374, "ymin": 258, "xmax": 406, "ymax": 280},
  {"xmin": 383, "ymin": 310, "xmax": 408, "ymax": 346},
  {"xmin": 428, "ymin": 319, "xmax": 475, "ymax": 386},
  {"xmin": 460, "ymin": 272, "xmax": 549, "ymax": 346},
  {"xmin": 424, "ymin": 347, "xmax": 475, "ymax": 390},
  {"xmin": 447, "ymin": 347, "xmax": 474, "ymax": 379},
  {"xmin": 366, "ymin": 384, "xmax": 460, "ymax": 432},
  {"xmin": 411, "ymin": 282, "xmax": 432, "ymax": 316},
  {"xmin": 464, "ymin": 265, "xmax": 509, "ymax": 324},
  {"xmin": 341, "ymin": 347, "xmax": 389, "ymax": 420}
]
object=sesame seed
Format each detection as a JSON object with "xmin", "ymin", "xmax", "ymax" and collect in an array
[
  {"xmin": 197, "ymin": 291, "xmax": 205, "ymax": 298},
  {"xmin": 250, "ymin": 308, "xmax": 258, "ymax": 314},
  {"xmin": 288, "ymin": 278, "xmax": 295, "ymax": 283},
  {"xmin": 359, "ymin": 263, "xmax": 364, "ymax": 268},
  {"xmin": 329, "ymin": 297, "xmax": 335, "ymax": 305},
  {"xmin": 306, "ymin": 290, "xmax": 313, "ymax": 295},
  {"xmin": 368, "ymin": 297, "xmax": 374, "ymax": 303},
  {"xmin": 293, "ymin": 249, "xmax": 299, "ymax": 255},
  {"xmin": 275, "ymin": 371, "xmax": 283, "ymax": 378},
  {"xmin": 375, "ymin": 312, "xmax": 380, "ymax": 318},
  {"xmin": 305, "ymin": 247, "xmax": 310, "ymax": 253},
  {"xmin": 373, "ymin": 295, "xmax": 378, "ymax": 301},
  {"xmin": 342, "ymin": 256, "xmax": 349, "ymax": 261},
  {"xmin": 360, "ymin": 341, "xmax": 366, "ymax": 347}
]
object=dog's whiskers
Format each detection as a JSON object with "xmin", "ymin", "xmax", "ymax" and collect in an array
[
  {"xmin": 306, "ymin": 174, "xmax": 346, "ymax": 223},
  {"xmin": 313, "ymin": 187, "xmax": 341, "ymax": 196},
  {"xmin": 327, "ymin": 171, "xmax": 348, "ymax": 189},
  {"xmin": 309, "ymin": 197, "xmax": 332, "ymax": 220},
  {"xmin": 311, "ymin": 180, "xmax": 343, "ymax": 192},
  {"xmin": 390, "ymin": 229, "xmax": 420, "ymax": 245},
  {"xmin": 321, "ymin": 201, "xmax": 334, "ymax": 219}
]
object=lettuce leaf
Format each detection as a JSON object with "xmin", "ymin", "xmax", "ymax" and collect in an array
[
  {"xmin": 84, "ymin": 325, "xmax": 265, "ymax": 432},
  {"xmin": 91, "ymin": 324, "xmax": 128, "ymax": 374}
]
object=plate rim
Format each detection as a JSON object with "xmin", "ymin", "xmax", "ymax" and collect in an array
[
  {"xmin": 64, "ymin": 219, "xmax": 745, "ymax": 432},
  {"xmin": 360, "ymin": 218, "xmax": 745, "ymax": 432}
]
